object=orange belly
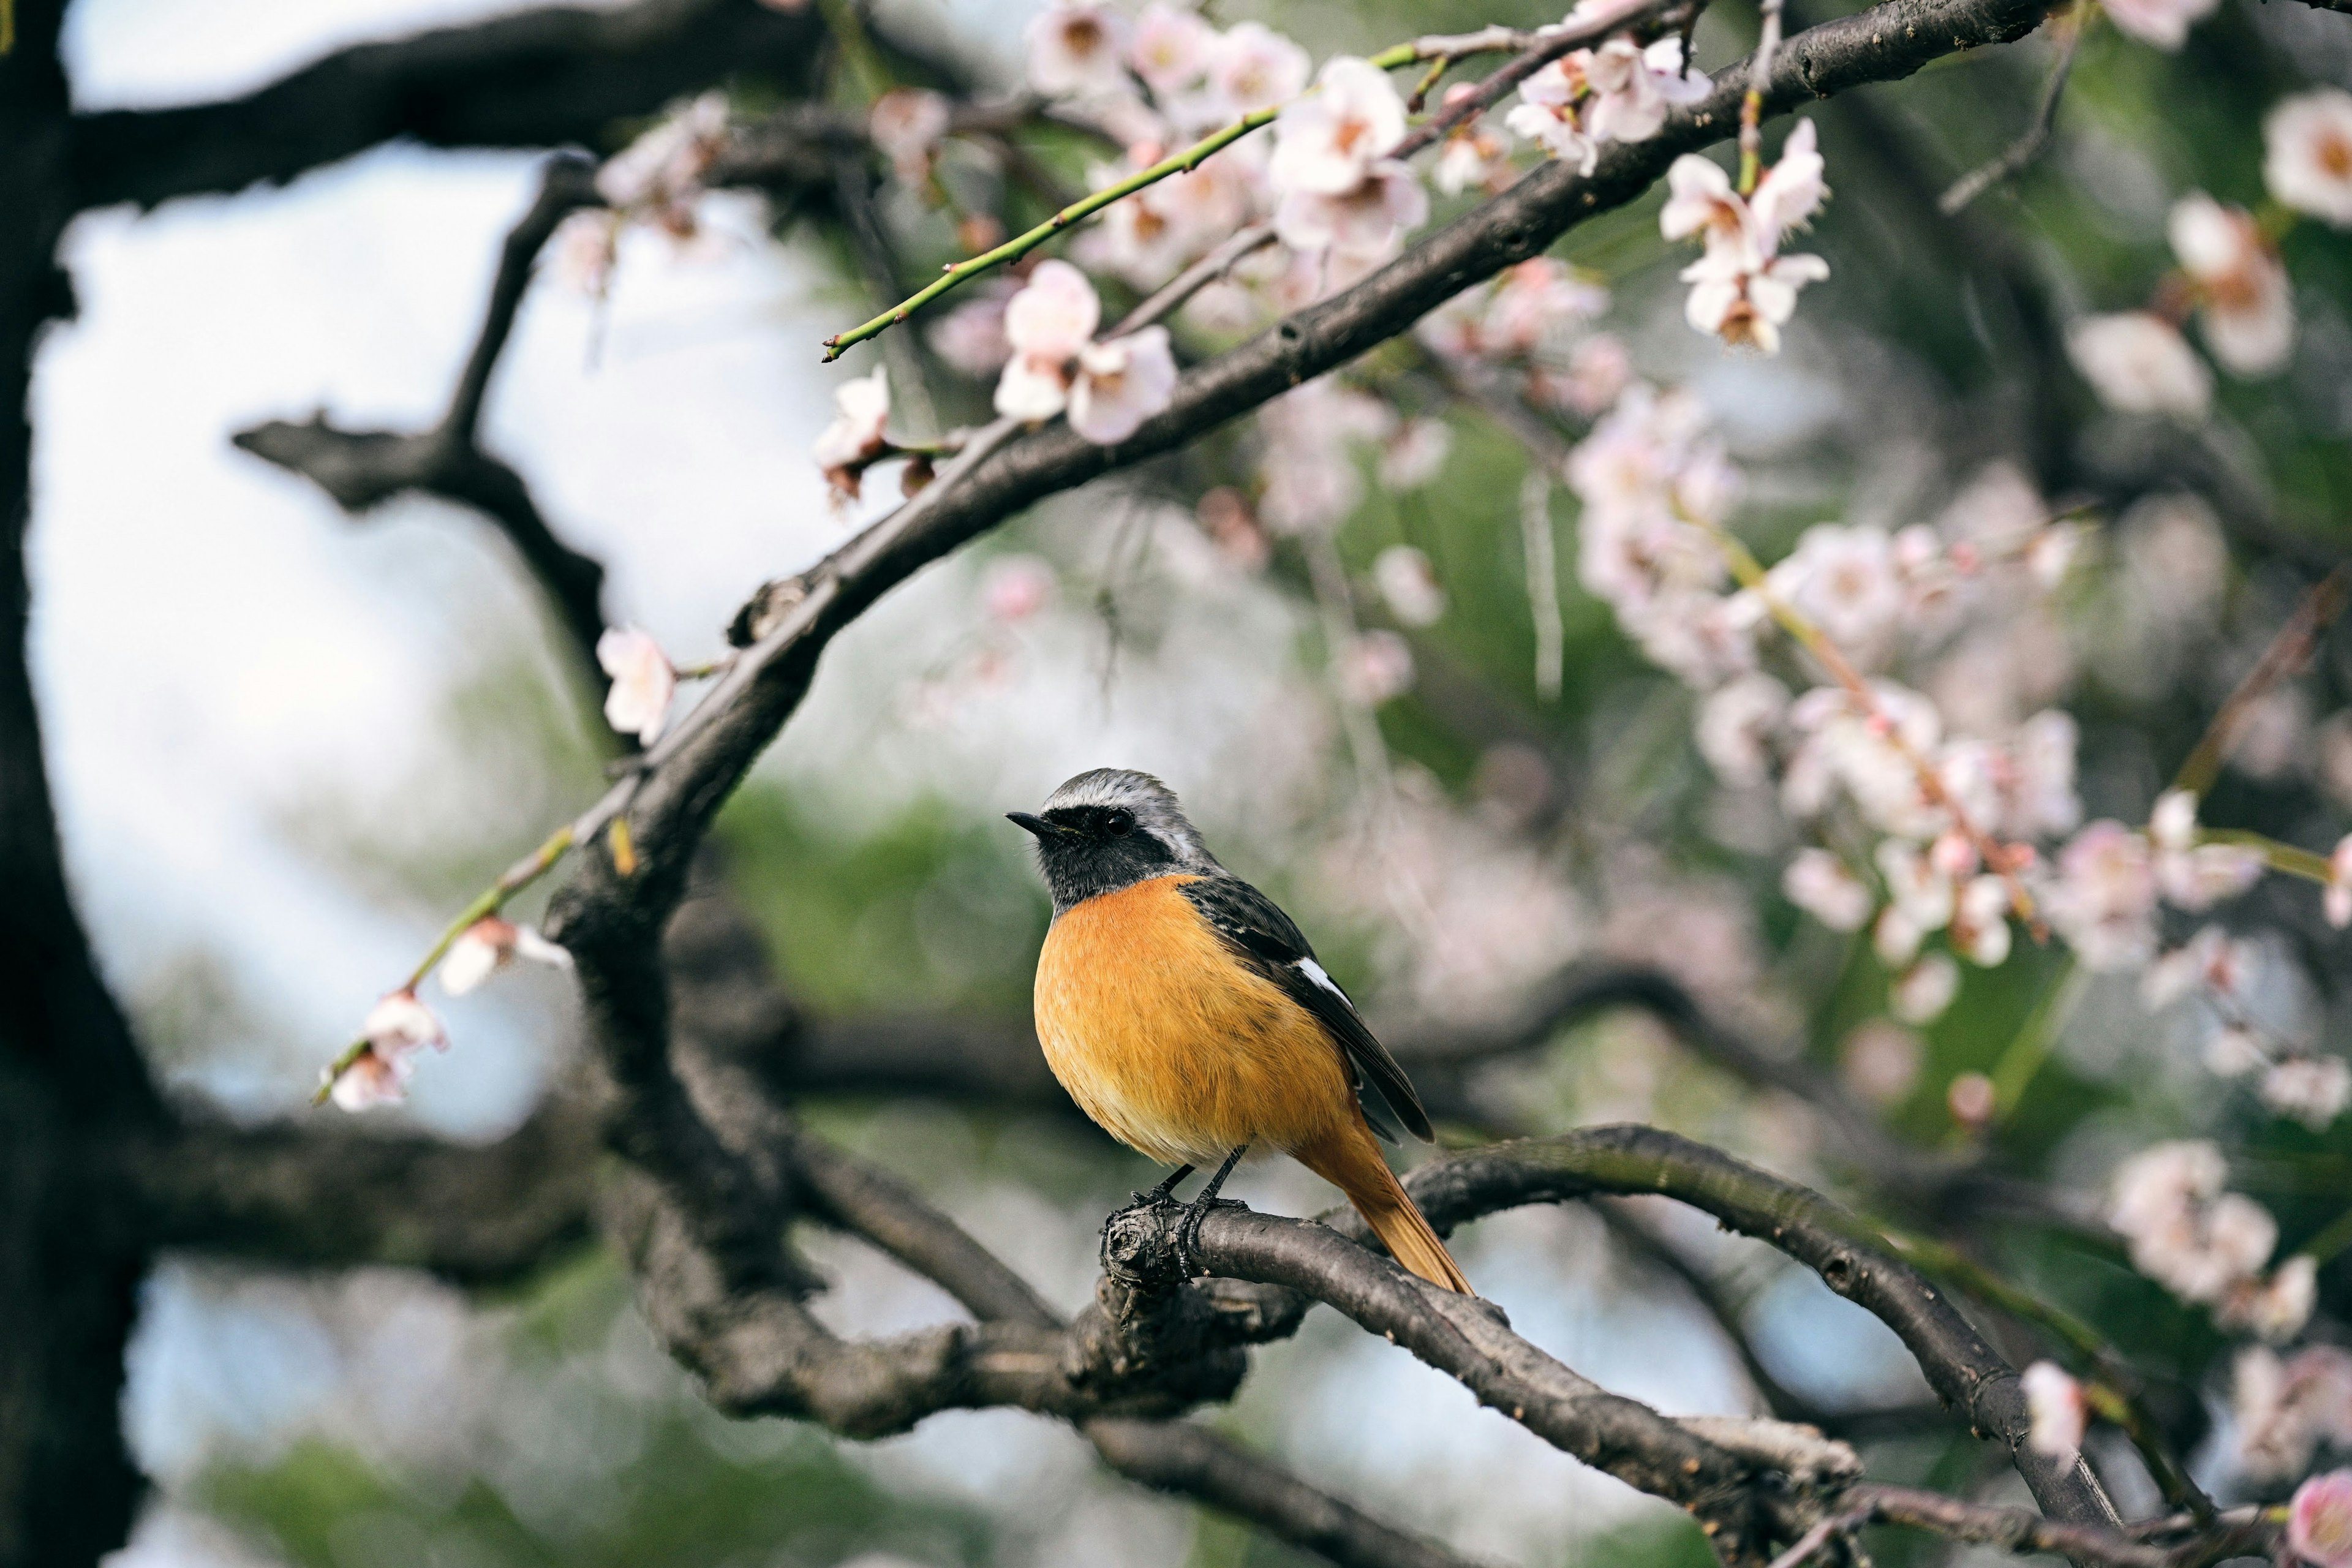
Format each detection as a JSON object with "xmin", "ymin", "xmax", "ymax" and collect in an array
[{"xmin": 1033, "ymin": 874, "xmax": 1357, "ymax": 1167}]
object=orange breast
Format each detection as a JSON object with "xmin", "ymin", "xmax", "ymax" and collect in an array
[{"xmin": 1033, "ymin": 875, "xmax": 1357, "ymax": 1167}]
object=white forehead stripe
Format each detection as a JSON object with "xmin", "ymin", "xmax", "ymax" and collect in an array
[{"xmin": 1295, "ymin": 958, "xmax": 1350, "ymax": 1005}]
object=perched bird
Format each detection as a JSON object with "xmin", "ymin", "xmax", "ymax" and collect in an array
[{"xmin": 1009, "ymin": 768, "xmax": 1471, "ymax": 1293}]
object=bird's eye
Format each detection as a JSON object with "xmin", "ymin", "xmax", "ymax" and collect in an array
[{"xmin": 1104, "ymin": 809, "xmax": 1135, "ymax": 836}]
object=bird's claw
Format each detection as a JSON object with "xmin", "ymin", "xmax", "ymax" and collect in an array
[{"xmin": 1174, "ymin": 1196, "xmax": 1248, "ymax": 1278}]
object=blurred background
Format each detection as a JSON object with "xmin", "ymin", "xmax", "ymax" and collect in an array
[{"xmin": 34, "ymin": 0, "xmax": 2352, "ymax": 1562}]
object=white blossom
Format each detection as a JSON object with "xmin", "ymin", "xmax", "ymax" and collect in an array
[
  {"xmin": 2022, "ymin": 1362, "xmax": 2087, "ymax": 1461},
  {"xmin": 597, "ymin": 92, "xmax": 730, "ymax": 232},
  {"xmin": 812, "ymin": 365, "xmax": 891, "ymax": 500},
  {"xmin": 1581, "ymin": 36, "xmax": 1712, "ymax": 144},
  {"xmin": 1206, "ymin": 22, "xmax": 1310, "ymax": 118},
  {"xmin": 1771, "ymin": 524, "xmax": 1905, "ymax": 655},
  {"xmin": 1697, "ymin": 674, "xmax": 1790, "ymax": 787},
  {"xmin": 2234, "ymin": 1345, "xmax": 2352, "ymax": 1482},
  {"xmin": 2043, "ymin": 821, "xmax": 2158, "ymax": 969},
  {"xmin": 2067, "ymin": 313, "xmax": 2212, "ymax": 418},
  {"xmin": 2103, "ymin": 0, "xmax": 2218, "ymax": 48},
  {"xmin": 2267, "ymin": 91, "xmax": 2352, "ymax": 227},
  {"xmin": 869, "ymin": 88, "xmax": 951, "ymax": 186},
  {"xmin": 1026, "ymin": 2, "xmax": 1132, "ymax": 97},
  {"xmin": 1338, "ymin": 630, "xmax": 1415, "ymax": 706},
  {"xmin": 2109, "ymin": 1139, "xmax": 2278, "ymax": 1306},
  {"xmin": 2169, "ymin": 194, "xmax": 2294, "ymax": 376},
  {"xmin": 440, "ymin": 917, "xmax": 571, "ymax": 996},
  {"xmin": 1130, "ymin": 4, "xmax": 1216, "ymax": 99},
  {"xmin": 1891, "ymin": 952, "xmax": 1961, "ymax": 1024},
  {"xmin": 329, "ymin": 1049, "xmax": 412, "ymax": 1112},
  {"xmin": 1069, "ymin": 328, "xmax": 1178, "ymax": 444},
  {"xmin": 1275, "ymin": 159, "xmax": 1427, "ymax": 260},
  {"xmin": 1374, "ymin": 545, "xmax": 1448, "ymax": 626},
  {"xmin": 1783, "ymin": 847, "xmax": 1873, "ymax": 931},
  {"xmin": 1506, "ymin": 57, "xmax": 1597, "ymax": 172},
  {"xmin": 1378, "ymin": 419, "xmax": 1453, "ymax": 491},
  {"xmin": 598, "ymin": 625, "xmax": 678, "ymax": 744},
  {"xmin": 2262, "ymin": 1057, "xmax": 2351, "ymax": 1130},
  {"xmin": 1953, "ymin": 875, "xmax": 2013, "ymax": 966},
  {"xmin": 1271, "ymin": 56, "xmax": 1406, "ymax": 195}
]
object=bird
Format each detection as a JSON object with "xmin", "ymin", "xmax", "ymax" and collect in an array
[{"xmin": 1009, "ymin": 767, "xmax": 1472, "ymax": 1294}]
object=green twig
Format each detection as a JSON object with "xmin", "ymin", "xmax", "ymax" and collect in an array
[{"xmin": 820, "ymin": 108, "xmax": 1278, "ymax": 361}]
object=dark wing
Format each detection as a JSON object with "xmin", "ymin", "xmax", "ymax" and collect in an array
[{"xmin": 1178, "ymin": 875, "xmax": 1435, "ymax": 1144}]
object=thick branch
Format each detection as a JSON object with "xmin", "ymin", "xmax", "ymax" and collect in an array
[{"xmin": 66, "ymin": 0, "xmax": 826, "ymax": 212}]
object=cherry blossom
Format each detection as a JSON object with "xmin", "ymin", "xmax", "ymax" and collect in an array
[
  {"xmin": 2267, "ymin": 90, "xmax": 2352, "ymax": 226},
  {"xmin": 1842, "ymin": 1020, "xmax": 1924, "ymax": 1105},
  {"xmin": 2108, "ymin": 1139, "xmax": 2280, "ymax": 1308},
  {"xmin": 1947, "ymin": 1070, "xmax": 1997, "ymax": 1128},
  {"xmin": 1374, "ymin": 545, "xmax": 1448, "ymax": 627},
  {"xmin": 329, "ymin": 1048, "xmax": 412, "ymax": 1111},
  {"xmin": 597, "ymin": 92, "xmax": 730, "ymax": 236},
  {"xmin": 2066, "ymin": 312, "xmax": 2212, "ymax": 418},
  {"xmin": 2219, "ymin": 1252, "xmax": 2318, "ymax": 1343},
  {"xmin": 441, "ymin": 916, "xmax": 571, "ymax": 996},
  {"xmin": 2021, "ymin": 1362, "xmax": 2088, "ymax": 1461},
  {"xmin": 2147, "ymin": 790, "xmax": 2266, "ymax": 911},
  {"xmin": 1782, "ymin": 846, "xmax": 1872, "ymax": 930},
  {"xmin": 928, "ymin": 289, "xmax": 1014, "ymax": 379},
  {"xmin": 1338, "ymin": 630, "xmax": 1415, "ymax": 706},
  {"xmin": 981, "ymin": 555, "xmax": 1058, "ymax": 624},
  {"xmin": 869, "ymin": 89, "xmax": 951, "ymax": 187},
  {"xmin": 1505, "ymin": 58, "xmax": 1597, "ymax": 172},
  {"xmin": 2235, "ymin": 1346, "xmax": 2352, "ymax": 1482},
  {"xmin": 2103, "ymin": 0, "xmax": 2218, "ymax": 47},
  {"xmin": 1207, "ymin": 21, "xmax": 1311, "ymax": 119},
  {"xmin": 1026, "ymin": 2, "xmax": 1132, "ymax": 97},
  {"xmin": 1131, "ymin": 4, "xmax": 1215, "ymax": 99},
  {"xmin": 1378, "ymin": 419, "xmax": 1452, "ymax": 491},
  {"xmin": 1433, "ymin": 91, "xmax": 1515, "ymax": 195},
  {"xmin": 598, "ymin": 625, "xmax": 679, "ymax": 744},
  {"xmin": 1951, "ymin": 875, "xmax": 2013, "ymax": 965},
  {"xmin": 2169, "ymin": 194, "xmax": 2294, "ymax": 376},
  {"xmin": 2263, "ymin": 1057, "xmax": 2351, "ymax": 1131},
  {"xmin": 1069, "ymin": 328, "xmax": 1178, "ymax": 443},
  {"xmin": 1697, "ymin": 674, "xmax": 1790, "ymax": 786},
  {"xmin": 1770, "ymin": 524, "xmax": 1904, "ymax": 657},
  {"xmin": 812, "ymin": 366, "xmax": 891, "ymax": 502},
  {"xmin": 991, "ymin": 262, "xmax": 1178, "ymax": 443},
  {"xmin": 2293, "ymin": 1472, "xmax": 2352, "ymax": 1568},
  {"xmin": 1581, "ymin": 37, "xmax": 1712, "ymax": 145},
  {"xmin": 1256, "ymin": 375, "xmax": 1395, "ymax": 532},
  {"xmin": 331, "ymin": 989, "xmax": 448, "ymax": 1111},
  {"xmin": 1892, "ymin": 952, "xmax": 1961, "ymax": 1024},
  {"xmin": 1271, "ymin": 56, "xmax": 1405, "ymax": 194},
  {"xmin": 1660, "ymin": 124, "xmax": 1831, "ymax": 353},
  {"xmin": 1273, "ymin": 159, "xmax": 1428, "ymax": 262}
]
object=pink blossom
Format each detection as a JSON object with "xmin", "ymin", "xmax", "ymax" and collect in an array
[
  {"xmin": 812, "ymin": 366, "xmax": 892, "ymax": 501},
  {"xmin": 2327, "ymin": 834, "xmax": 2352, "ymax": 927},
  {"xmin": 980, "ymin": 555, "xmax": 1057, "ymax": 622},
  {"xmin": 928, "ymin": 290, "xmax": 1014, "ymax": 378},
  {"xmin": 2263, "ymin": 1058, "xmax": 2351, "ymax": 1130},
  {"xmin": 1679, "ymin": 247, "xmax": 1830, "ymax": 355},
  {"xmin": 1483, "ymin": 260, "xmax": 1610, "ymax": 356},
  {"xmin": 2236, "ymin": 1347, "xmax": 2352, "ymax": 1482},
  {"xmin": 2169, "ymin": 193, "xmax": 2294, "ymax": 375},
  {"xmin": 869, "ymin": 88, "xmax": 951, "ymax": 186},
  {"xmin": 598, "ymin": 625, "xmax": 678, "ymax": 744},
  {"xmin": 1275, "ymin": 160, "xmax": 1427, "ymax": 258},
  {"xmin": 2103, "ymin": 0, "xmax": 2218, "ymax": 48},
  {"xmin": 1697, "ymin": 674, "xmax": 1790, "ymax": 787},
  {"xmin": 2267, "ymin": 90, "xmax": 2352, "ymax": 227},
  {"xmin": 440, "ymin": 916, "xmax": 571, "ymax": 997},
  {"xmin": 1378, "ymin": 419, "xmax": 1452, "ymax": 491},
  {"xmin": 1338, "ymin": 630, "xmax": 1415, "ymax": 706},
  {"xmin": 2067, "ymin": 313, "xmax": 2211, "ymax": 418},
  {"xmin": 1581, "ymin": 36, "xmax": 1712, "ymax": 145},
  {"xmin": 1206, "ymin": 21, "xmax": 1310, "ymax": 118},
  {"xmin": 1553, "ymin": 334, "xmax": 1635, "ymax": 417},
  {"xmin": 1841, "ymin": 1020, "xmax": 1923, "ymax": 1106},
  {"xmin": 597, "ymin": 92, "xmax": 730, "ymax": 229},
  {"xmin": 2141, "ymin": 925, "xmax": 2247, "ymax": 1010},
  {"xmin": 1003, "ymin": 259, "xmax": 1101, "ymax": 363},
  {"xmin": 1026, "ymin": 2, "xmax": 1131, "ymax": 97},
  {"xmin": 1891, "ymin": 952, "xmax": 1961, "ymax": 1024},
  {"xmin": 1270, "ymin": 57, "xmax": 1406, "ymax": 195},
  {"xmin": 2043, "ymin": 821, "xmax": 2158, "ymax": 970},
  {"xmin": 1069, "ymin": 327, "xmax": 1178, "ymax": 444},
  {"xmin": 1783, "ymin": 847, "xmax": 1872, "ymax": 931},
  {"xmin": 2110, "ymin": 1140, "xmax": 2278, "ymax": 1306},
  {"xmin": 1130, "ymin": 4, "xmax": 1215, "ymax": 98},
  {"xmin": 1434, "ymin": 99, "xmax": 1514, "ymax": 195},
  {"xmin": 358, "ymin": 987, "xmax": 444, "ymax": 1059},
  {"xmin": 2021, "ymin": 1362, "xmax": 2087, "ymax": 1460},
  {"xmin": 1374, "ymin": 545, "xmax": 1448, "ymax": 626},
  {"xmin": 2293, "ymin": 1472, "xmax": 2352, "ymax": 1568},
  {"xmin": 1771, "ymin": 524, "xmax": 1904, "ymax": 654},
  {"xmin": 1953, "ymin": 875, "xmax": 2013, "ymax": 966},
  {"xmin": 1659, "ymin": 149, "xmax": 1747, "ymax": 249},
  {"xmin": 329, "ymin": 1049, "xmax": 412, "ymax": 1112},
  {"xmin": 1947, "ymin": 1070, "xmax": 1997, "ymax": 1128},
  {"xmin": 2220, "ymin": 1253, "xmax": 2319, "ymax": 1343}
]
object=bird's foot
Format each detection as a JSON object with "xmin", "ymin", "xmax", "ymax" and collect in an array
[{"xmin": 1173, "ymin": 1196, "xmax": 1248, "ymax": 1279}]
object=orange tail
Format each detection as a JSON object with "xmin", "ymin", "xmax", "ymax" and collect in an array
[{"xmin": 1297, "ymin": 1121, "xmax": 1472, "ymax": 1294}]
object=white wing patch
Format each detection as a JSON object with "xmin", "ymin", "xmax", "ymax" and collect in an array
[{"xmin": 1295, "ymin": 958, "xmax": 1352, "ymax": 1006}]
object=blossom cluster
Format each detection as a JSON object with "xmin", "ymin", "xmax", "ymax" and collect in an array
[
  {"xmin": 2070, "ymin": 89, "xmax": 2352, "ymax": 419},
  {"xmin": 2109, "ymin": 1140, "xmax": 2314, "ymax": 1341}
]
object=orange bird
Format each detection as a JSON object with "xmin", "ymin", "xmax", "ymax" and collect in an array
[{"xmin": 1010, "ymin": 768, "xmax": 1471, "ymax": 1294}]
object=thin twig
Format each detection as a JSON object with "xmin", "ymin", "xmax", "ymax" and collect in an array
[
  {"xmin": 1737, "ymin": 0, "xmax": 1786, "ymax": 193},
  {"xmin": 2174, "ymin": 562, "xmax": 2351, "ymax": 797},
  {"xmin": 1939, "ymin": 2, "xmax": 2084, "ymax": 214},
  {"xmin": 1107, "ymin": 222, "xmax": 1278, "ymax": 338}
]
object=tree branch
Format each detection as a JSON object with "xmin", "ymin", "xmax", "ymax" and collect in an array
[
  {"xmin": 66, "ymin": 0, "xmax": 826, "ymax": 212},
  {"xmin": 233, "ymin": 153, "xmax": 609, "ymax": 673}
]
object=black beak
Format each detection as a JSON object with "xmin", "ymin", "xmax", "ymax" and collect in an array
[{"xmin": 1006, "ymin": 812, "xmax": 1058, "ymax": 839}]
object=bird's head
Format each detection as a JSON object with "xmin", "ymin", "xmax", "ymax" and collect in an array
[{"xmin": 1009, "ymin": 768, "xmax": 1218, "ymax": 913}]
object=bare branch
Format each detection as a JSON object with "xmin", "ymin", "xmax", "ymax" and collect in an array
[
  {"xmin": 66, "ymin": 0, "xmax": 826, "ymax": 211},
  {"xmin": 1939, "ymin": 2, "xmax": 2083, "ymax": 214},
  {"xmin": 234, "ymin": 154, "xmax": 610, "ymax": 672}
]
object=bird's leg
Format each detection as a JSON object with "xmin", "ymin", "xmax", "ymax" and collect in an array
[
  {"xmin": 1174, "ymin": 1145, "xmax": 1250, "ymax": 1278},
  {"xmin": 1102, "ymin": 1163, "xmax": 1193, "ymax": 1235}
]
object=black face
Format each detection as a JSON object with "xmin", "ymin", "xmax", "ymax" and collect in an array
[{"xmin": 1009, "ymin": 803, "xmax": 1178, "ymax": 913}]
